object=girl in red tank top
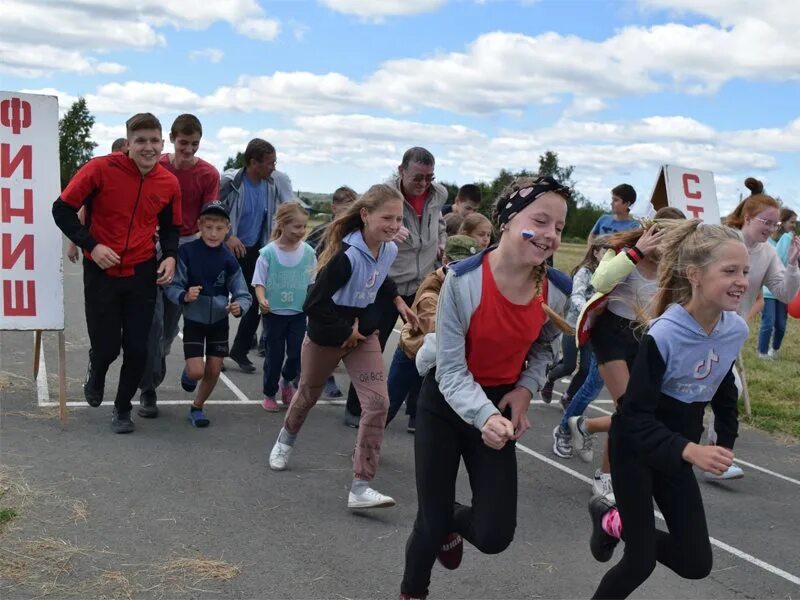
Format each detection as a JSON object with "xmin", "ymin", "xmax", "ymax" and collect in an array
[{"xmin": 400, "ymin": 176, "xmax": 573, "ymax": 600}]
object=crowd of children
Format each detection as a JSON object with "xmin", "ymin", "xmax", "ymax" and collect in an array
[{"xmin": 54, "ymin": 112, "xmax": 799, "ymax": 598}]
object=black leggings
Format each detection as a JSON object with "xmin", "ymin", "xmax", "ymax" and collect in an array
[
  {"xmin": 401, "ymin": 371, "xmax": 517, "ymax": 597},
  {"xmin": 592, "ymin": 421, "xmax": 713, "ymax": 599}
]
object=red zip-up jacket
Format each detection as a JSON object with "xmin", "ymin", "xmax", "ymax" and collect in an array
[{"xmin": 53, "ymin": 153, "xmax": 182, "ymax": 277}]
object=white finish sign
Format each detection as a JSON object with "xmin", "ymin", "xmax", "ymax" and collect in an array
[{"xmin": 0, "ymin": 91, "xmax": 64, "ymax": 330}]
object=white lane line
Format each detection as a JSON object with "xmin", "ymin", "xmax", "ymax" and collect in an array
[
  {"xmin": 177, "ymin": 331, "xmax": 250, "ymax": 402},
  {"xmin": 515, "ymin": 441, "xmax": 800, "ymax": 587},
  {"xmin": 39, "ymin": 399, "xmax": 346, "ymax": 407},
  {"xmin": 732, "ymin": 459, "xmax": 800, "ymax": 487},
  {"xmin": 35, "ymin": 333, "xmax": 49, "ymax": 406},
  {"xmin": 557, "ymin": 390, "xmax": 800, "ymax": 489}
]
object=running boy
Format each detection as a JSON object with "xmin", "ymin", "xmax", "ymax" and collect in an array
[
  {"xmin": 588, "ymin": 184, "xmax": 639, "ymax": 242},
  {"xmin": 164, "ymin": 201, "xmax": 251, "ymax": 427},
  {"xmin": 52, "ymin": 113, "xmax": 181, "ymax": 434}
]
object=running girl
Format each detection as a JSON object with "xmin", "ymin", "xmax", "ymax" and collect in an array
[
  {"xmin": 267, "ymin": 184, "xmax": 419, "ymax": 510},
  {"xmin": 458, "ymin": 212, "xmax": 493, "ymax": 249},
  {"xmin": 589, "ymin": 221, "xmax": 749, "ymax": 599},
  {"xmin": 253, "ymin": 203, "xmax": 316, "ymax": 412},
  {"xmin": 400, "ymin": 176, "xmax": 572, "ymax": 600}
]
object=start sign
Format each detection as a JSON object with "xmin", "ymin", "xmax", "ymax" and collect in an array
[
  {"xmin": 0, "ymin": 91, "xmax": 64, "ymax": 330},
  {"xmin": 649, "ymin": 164, "xmax": 721, "ymax": 224}
]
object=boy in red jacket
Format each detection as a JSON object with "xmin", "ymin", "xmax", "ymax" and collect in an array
[{"xmin": 52, "ymin": 113, "xmax": 182, "ymax": 434}]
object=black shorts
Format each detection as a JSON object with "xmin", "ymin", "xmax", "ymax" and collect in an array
[
  {"xmin": 590, "ymin": 311, "xmax": 642, "ymax": 368},
  {"xmin": 183, "ymin": 318, "xmax": 229, "ymax": 359}
]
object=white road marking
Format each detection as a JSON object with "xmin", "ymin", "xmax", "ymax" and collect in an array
[
  {"xmin": 39, "ymin": 399, "xmax": 346, "ymax": 407},
  {"xmin": 515, "ymin": 442, "xmax": 800, "ymax": 587},
  {"xmin": 35, "ymin": 333, "xmax": 49, "ymax": 406}
]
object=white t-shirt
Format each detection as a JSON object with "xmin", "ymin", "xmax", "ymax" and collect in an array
[{"xmin": 607, "ymin": 266, "xmax": 657, "ymax": 321}]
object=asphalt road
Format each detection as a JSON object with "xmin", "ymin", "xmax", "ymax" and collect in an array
[{"xmin": 1, "ymin": 255, "xmax": 799, "ymax": 599}]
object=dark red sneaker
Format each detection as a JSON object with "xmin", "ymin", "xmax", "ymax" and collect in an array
[
  {"xmin": 399, "ymin": 594, "xmax": 426, "ymax": 600},
  {"xmin": 437, "ymin": 532, "xmax": 463, "ymax": 570}
]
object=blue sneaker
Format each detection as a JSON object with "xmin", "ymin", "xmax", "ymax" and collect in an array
[
  {"xmin": 189, "ymin": 407, "xmax": 210, "ymax": 428},
  {"xmin": 181, "ymin": 369, "xmax": 197, "ymax": 393}
]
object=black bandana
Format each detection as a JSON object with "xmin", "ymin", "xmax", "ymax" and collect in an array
[{"xmin": 497, "ymin": 176, "xmax": 571, "ymax": 228}]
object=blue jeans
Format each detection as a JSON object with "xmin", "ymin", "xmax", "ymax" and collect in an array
[
  {"xmin": 758, "ymin": 298, "xmax": 788, "ymax": 354},
  {"xmin": 559, "ymin": 352, "xmax": 605, "ymax": 429},
  {"xmin": 261, "ymin": 312, "xmax": 306, "ymax": 397},
  {"xmin": 386, "ymin": 347, "xmax": 422, "ymax": 423}
]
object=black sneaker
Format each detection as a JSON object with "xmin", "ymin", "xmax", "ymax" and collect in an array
[
  {"xmin": 229, "ymin": 352, "xmax": 256, "ymax": 373},
  {"xmin": 111, "ymin": 409, "xmax": 135, "ymax": 434},
  {"xmin": 137, "ymin": 390, "xmax": 159, "ymax": 418},
  {"xmin": 540, "ymin": 379, "xmax": 555, "ymax": 403},
  {"xmin": 83, "ymin": 360, "xmax": 105, "ymax": 407},
  {"xmin": 589, "ymin": 495, "xmax": 619, "ymax": 562},
  {"xmin": 407, "ymin": 416, "xmax": 416, "ymax": 434}
]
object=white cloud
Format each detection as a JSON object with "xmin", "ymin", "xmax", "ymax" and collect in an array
[
  {"xmin": 189, "ymin": 48, "xmax": 225, "ymax": 63},
  {"xmin": 563, "ymin": 97, "xmax": 608, "ymax": 118},
  {"xmin": 289, "ymin": 20, "xmax": 310, "ymax": 41},
  {"xmin": 85, "ymin": 82, "xmax": 204, "ymax": 114},
  {"xmin": 320, "ymin": 0, "xmax": 446, "ymax": 21},
  {"xmin": 235, "ymin": 18, "xmax": 281, "ymax": 41},
  {"xmin": 0, "ymin": 0, "xmax": 279, "ymax": 77}
]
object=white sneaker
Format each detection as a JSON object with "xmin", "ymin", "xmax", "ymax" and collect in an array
[
  {"xmin": 269, "ymin": 440, "xmax": 293, "ymax": 471},
  {"xmin": 704, "ymin": 462, "xmax": 744, "ymax": 481},
  {"xmin": 768, "ymin": 348, "xmax": 778, "ymax": 359},
  {"xmin": 756, "ymin": 352, "xmax": 773, "ymax": 360},
  {"xmin": 347, "ymin": 486, "xmax": 396, "ymax": 509},
  {"xmin": 568, "ymin": 416, "xmax": 594, "ymax": 463},
  {"xmin": 592, "ymin": 470, "xmax": 615, "ymax": 504}
]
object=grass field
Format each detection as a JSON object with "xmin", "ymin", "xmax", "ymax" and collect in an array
[{"xmin": 554, "ymin": 242, "xmax": 800, "ymax": 440}]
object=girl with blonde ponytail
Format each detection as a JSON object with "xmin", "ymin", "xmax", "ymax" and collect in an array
[
  {"xmin": 589, "ymin": 222, "xmax": 749, "ymax": 598},
  {"xmin": 401, "ymin": 176, "xmax": 574, "ymax": 599}
]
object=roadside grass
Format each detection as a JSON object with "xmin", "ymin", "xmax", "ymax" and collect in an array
[{"xmin": 553, "ymin": 242, "xmax": 800, "ymax": 441}]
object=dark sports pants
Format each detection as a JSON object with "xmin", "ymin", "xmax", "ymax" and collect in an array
[
  {"xmin": 401, "ymin": 371, "xmax": 517, "ymax": 597},
  {"xmin": 231, "ymin": 245, "xmax": 261, "ymax": 358},
  {"xmin": 592, "ymin": 420, "xmax": 713, "ymax": 599},
  {"xmin": 83, "ymin": 259, "xmax": 157, "ymax": 413},
  {"xmin": 345, "ymin": 293, "xmax": 416, "ymax": 416}
]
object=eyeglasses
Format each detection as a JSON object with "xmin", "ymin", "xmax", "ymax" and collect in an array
[
  {"xmin": 410, "ymin": 174, "xmax": 435, "ymax": 183},
  {"xmin": 753, "ymin": 216, "xmax": 779, "ymax": 230}
]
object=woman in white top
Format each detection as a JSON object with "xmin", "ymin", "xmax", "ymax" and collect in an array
[{"xmin": 707, "ymin": 177, "xmax": 800, "ymax": 481}]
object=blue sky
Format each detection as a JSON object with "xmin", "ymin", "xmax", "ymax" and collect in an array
[{"xmin": 3, "ymin": 0, "xmax": 799, "ymax": 214}]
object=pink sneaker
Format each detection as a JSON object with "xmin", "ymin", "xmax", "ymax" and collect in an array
[
  {"xmin": 280, "ymin": 382, "xmax": 296, "ymax": 407},
  {"xmin": 262, "ymin": 396, "xmax": 279, "ymax": 412}
]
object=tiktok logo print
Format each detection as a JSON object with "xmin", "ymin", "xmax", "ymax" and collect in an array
[
  {"xmin": 693, "ymin": 348, "xmax": 719, "ymax": 380},
  {"xmin": 365, "ymin": 269, "xmax": 379, "ymax": 289}
]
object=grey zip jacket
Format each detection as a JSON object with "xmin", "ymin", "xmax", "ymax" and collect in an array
[
  {"xmin": 386, "ymin": 175, "xmax": 448, "ymax": 296},
  {"xmin": 434, "ymin": 249, "xmax": 570, "ymax": 431}
]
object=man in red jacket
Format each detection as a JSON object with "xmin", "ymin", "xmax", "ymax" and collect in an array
[{"xmin": 52, "ymin": 113, "xmax": 182, "ymax": 434}]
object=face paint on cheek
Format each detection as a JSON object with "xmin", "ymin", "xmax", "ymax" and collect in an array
[{"xmin": 521, "ymin": 229, "xmax": 535, "ymax": 241}]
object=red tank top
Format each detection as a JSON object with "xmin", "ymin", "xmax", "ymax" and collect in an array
[{"xmin": 466, "ymin": 255, "xmax": 548, "ymax": 386}]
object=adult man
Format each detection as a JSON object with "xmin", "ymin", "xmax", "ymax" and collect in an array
[
  {"xmin": 137, "ymin": 114, "xmax": 220, "ymax": 418},
  {"xmin": 219, "ymin": 138, "xmax": 293, "ymax": 372},
  {"xmin": 52, "ymin": 113, "xmax": 181, "ymax": 433},
  {"xmin": 344, "ymin": 147, "xmax": 448, "ymax": 426},
  {"xmin": 111, "ymin": 138, "xmax": 129, "ymax": 153}
]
